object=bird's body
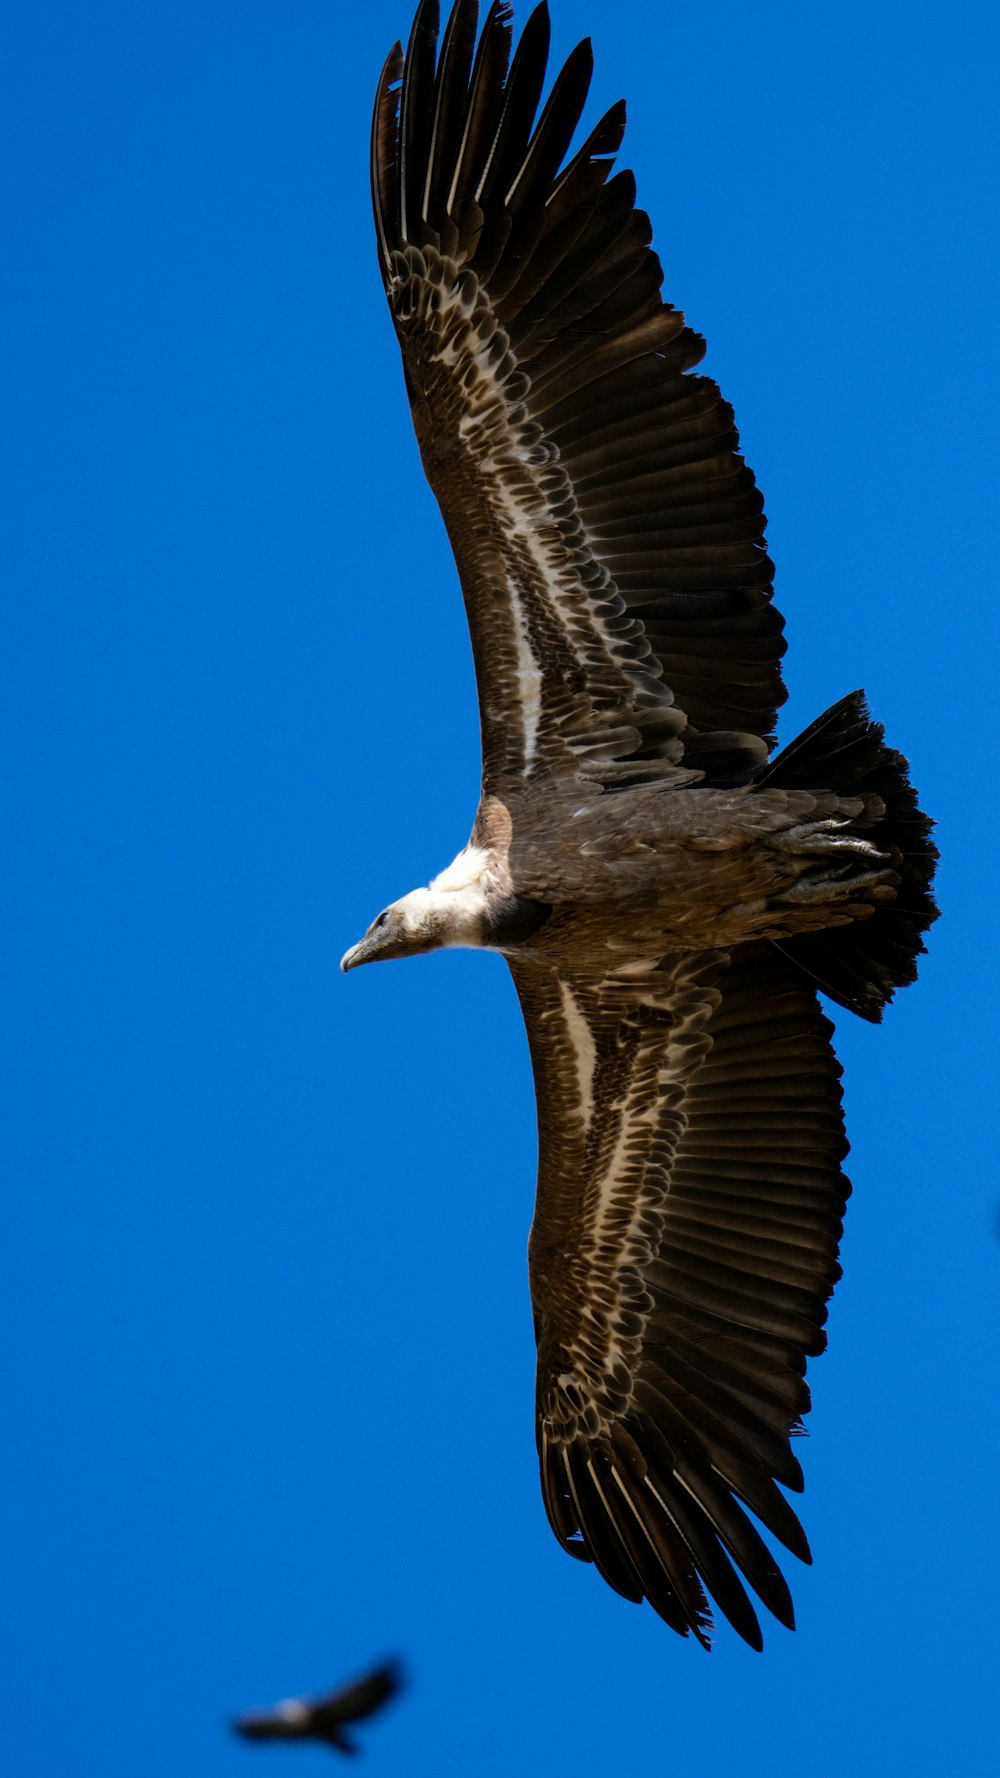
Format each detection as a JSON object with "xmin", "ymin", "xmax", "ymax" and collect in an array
[
  {"xmin": 343, "ymin": 0, "xmax": 938, "ymax": 1650},
  {"xmin": 363, "ymin": 780, "xmax": 900, "ymax": 970}
]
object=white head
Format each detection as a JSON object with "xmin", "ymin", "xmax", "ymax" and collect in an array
[{"xmin": 340, "ymin": 855, "xmax": 490, "ymax": 973}]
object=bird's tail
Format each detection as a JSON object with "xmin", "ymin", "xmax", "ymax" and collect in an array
[{"xmin": 757, "ymin": 691, "xmax": 938, "ymax": 1021}]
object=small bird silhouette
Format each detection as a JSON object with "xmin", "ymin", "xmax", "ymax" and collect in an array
[{"xmin": 233, "ymin": 1660, "xmax": 403, "ymax": 1755}]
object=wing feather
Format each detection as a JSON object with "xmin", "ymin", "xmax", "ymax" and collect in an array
[
  {"xmin": 475, "ymin": 3, "xmax": 549, "ymax": 213},
  {"xmin": 400, "ymin": 0, "xmax": 441, "ymax": 241},
  {"xmin": 447, "ymin": 1, "xmax": 515, "ymax": 235},
  {"xmin": 371, "ymin": 44, "xmax": 405, "ymax": 280},
  {"xmin": 422, "ymin": 0, "xmax": 479, "ymax": 240},
  {"xmin": 502, "ymin": 36, "xmax": 593, "ymax": 225},
  {"xmin": 511, "ymin": 943, "xmax": 848, "ymax": 1647}
]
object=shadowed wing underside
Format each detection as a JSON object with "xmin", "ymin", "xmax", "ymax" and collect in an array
[
  {"xmin": 511, "ymin": 945, "xmax": 848, "ymax": 1648},
  {"xmin": 372, "ymin": 0, "xmax": 786, "ymax": 797}
]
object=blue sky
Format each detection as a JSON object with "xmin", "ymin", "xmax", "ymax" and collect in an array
[{"xmin": 4, "ymin": 0, "xmax": 998, "ymax": 1772}]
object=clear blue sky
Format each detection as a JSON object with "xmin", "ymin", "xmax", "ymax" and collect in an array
[{"xmin": 4, "ymin": 1, "xmax": 998, "ymax": 1772}]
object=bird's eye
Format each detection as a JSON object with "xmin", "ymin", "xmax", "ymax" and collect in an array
[{"xmin": 373, "ymin": 910, "xmax": 390, "ymax": 931}]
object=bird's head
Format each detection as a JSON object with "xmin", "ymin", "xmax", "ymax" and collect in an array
[{"xmin": 340, "ymin": 885, "xmax": 485, "ymax": 972}]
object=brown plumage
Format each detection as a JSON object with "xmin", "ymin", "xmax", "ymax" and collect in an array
[
  {"xmin": 342, "ymin": 0, "xmax": 938, "ymax": 1649},
  {"xmin": 233, "ymin": 1660, "xmax": 403, "ymax": 1754}
]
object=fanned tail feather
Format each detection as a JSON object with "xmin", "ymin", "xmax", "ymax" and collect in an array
[{"xmin": 760, "ymin": 690, "xmax": 939, "ymax": 1020}]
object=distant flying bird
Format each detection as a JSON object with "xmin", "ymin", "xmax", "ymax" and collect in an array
[
  {"xmin": 342, "ymin": 0, "xmax": 938, "ymax": 1650},
  {"xmin": 233, "ymin": 1661, "xmax": 403, "ymax": 1754}
]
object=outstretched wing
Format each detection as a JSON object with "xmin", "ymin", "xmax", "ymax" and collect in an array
[
  {"xmin": 371, "ymin": 0, "xmax": 785, "ymax": 799},
  {"xmin": 510, "ymin": 944, "xmax": 848, "ymax": 1649},
  {"xmin": 325, "ymin": 1659, "xmax": 404, "ymax": 1724}
]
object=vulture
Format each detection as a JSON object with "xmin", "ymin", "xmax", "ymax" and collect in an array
[
  {"xmin": 342, "ymin": 0, "xmax": 938, "ymax": 1649},
  {"xmin": 233, "ymin": 1660, "xmax": 403, "ymax": 1754}
]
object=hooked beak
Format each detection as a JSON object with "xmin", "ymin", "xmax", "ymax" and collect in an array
[
  {"xmin": 341, "ymin": 906, "xmax": 418, "ymax": 972},
  {"xmin": 341, "ymin": 921, "xmax": 396, "ymax": 972}
]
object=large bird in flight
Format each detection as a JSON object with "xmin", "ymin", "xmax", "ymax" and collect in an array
[{"xmin": 342, "ymin": 0, "xmax": 938, "ymax": 1649}]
